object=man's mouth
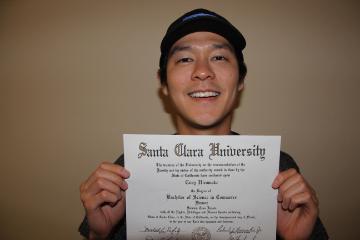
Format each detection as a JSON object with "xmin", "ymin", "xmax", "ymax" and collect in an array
[{"xmin": 188, "ymin": 91, "xmax": 220, "ymax": 98}]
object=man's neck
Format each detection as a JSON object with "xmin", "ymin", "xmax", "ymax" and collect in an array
[
  {"xmin": 177, "ymin": 122, "xmax": 232, "ymax": 135},
  {"xmin": 175, "ymin": 112, "xmax": 235, "ymax": 135}
]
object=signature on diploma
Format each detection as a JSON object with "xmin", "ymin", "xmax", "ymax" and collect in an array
[
  {"xmin": 217, "ymin": 225, "xmax": 262, "ymax": 240},
  {"xmin": 141, "ymin": 226, "xmax": 180, "ymax": 234},
  {"xmin": 145, "ymin": 236, "xmax": 179, "ymax": 240},
  {"xmin": 141, "ymin": 226, "xmax": 181, "ymax": 239}
]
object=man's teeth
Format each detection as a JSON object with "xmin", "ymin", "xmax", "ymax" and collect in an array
[{"xmin": 189, "ymin": 91, "xmax": 220, "ymax": 98}]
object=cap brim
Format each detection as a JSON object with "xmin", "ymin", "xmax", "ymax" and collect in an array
[{"xmin": 161, "ymin": 17, "xmax": 246, "ymax": 55}]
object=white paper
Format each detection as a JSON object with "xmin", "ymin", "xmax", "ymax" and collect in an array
[{"xmin": 124, "ymin": 134, "xmax": 280, "ymax": 240}]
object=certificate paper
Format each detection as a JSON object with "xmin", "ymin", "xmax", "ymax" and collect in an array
[{"xmin": 124, "ymin": 134, "xmax": 280, "ymax": 240}]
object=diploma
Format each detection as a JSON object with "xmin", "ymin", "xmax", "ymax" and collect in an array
[{"xmin": 124, "ymin": 134, "xmax": 280, "ymax": 240}]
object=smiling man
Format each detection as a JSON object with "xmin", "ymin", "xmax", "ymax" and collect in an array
[
  {"xmin": 163, "ymin": 32, "xmax": 243, "ymax": 135},
  {"xmin": 79, "ymin": 9, "xmax": 328, "ymax": 239}
]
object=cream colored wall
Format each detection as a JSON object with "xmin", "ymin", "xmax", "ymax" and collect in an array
[{"xmin": 1, "ymin": 0, "xmax": 359, "ymax": 239}]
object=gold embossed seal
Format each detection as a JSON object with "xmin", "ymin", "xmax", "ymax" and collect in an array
[{"xmin": 192, "ymin": 227, "xmax": 211, "ymax": 240}]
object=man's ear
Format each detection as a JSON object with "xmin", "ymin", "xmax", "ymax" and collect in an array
[
  {"xmin": 157, "ymin": 69, "xmax": 168, "ymax": 96},
  {"xmin": 237, "ymin": 82, "xmax": 244, "ymax": 92},
  {"xmin": 161, "ymin": 84, "xmax": 169, "ymax": 96}
]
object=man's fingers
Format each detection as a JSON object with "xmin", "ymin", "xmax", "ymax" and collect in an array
[
  {"xmin": 84, "ymin": 190, "xmax": 121, "ymax": 211},
  {"xmin": 287, "ymin": 192, "xmax": 313, "ymax": 211},
  {"xmin": 84, "ymin": 178, "xmax": 123, "ymax": 199},
  {"xmin": 274, "ymin": 173, "xmax": 318, "ymax": 213},
  {"xmin": 279, "ymin": 180, "xmax": 307, "ymax": 208},
  {"xmin": 272, "ymin": 168, "xmax": 298, "ymax": 189},
  {"xmin": 98, "ymin": 162, "xmax": 130, "ymax": 179},
  {"xmin": 277, "ymin": 175, "xmax": 307, "ymax": 202},
  {"xmin": 83, "ymin": 163, "xmax": 129, "ymax": 191},
  {"xmin": 279, "ymin": 174, "xmax": 305, "ymax": 192},
  {"xmin": 80, "ymin": 162, "xmax": 130, "ymax": 212}
]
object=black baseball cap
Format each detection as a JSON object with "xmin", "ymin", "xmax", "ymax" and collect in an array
[{"xmin": 159, "ymin": 8, "xmax": 246, "ymax": 73}]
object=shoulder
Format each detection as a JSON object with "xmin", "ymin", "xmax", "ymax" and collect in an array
[{"xmin": 279, "ymin": 151, "xmax": 300, "ymax": 172}]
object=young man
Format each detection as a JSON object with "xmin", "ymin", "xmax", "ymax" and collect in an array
[{"xmin": 79, "ymin": 9, "xmax": 328, "ymax": 239}]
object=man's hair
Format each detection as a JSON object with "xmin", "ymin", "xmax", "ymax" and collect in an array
[{"xmin": 158, "ymin": 8, "xmax": 247, "ymax": 85}]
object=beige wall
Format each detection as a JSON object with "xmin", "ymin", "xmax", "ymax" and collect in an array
[{"xmin": 1, "ymin": 0, "xmax": 359, "ymax": 239}]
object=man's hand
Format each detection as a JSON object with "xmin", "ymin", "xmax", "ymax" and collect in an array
[
  {"xmin": 80, "ymin": 162, "xmax": 130, "ymax": 239},
  {"xmin": 272, "ymin": 168, "xmax": 319, "ymax": 240}
]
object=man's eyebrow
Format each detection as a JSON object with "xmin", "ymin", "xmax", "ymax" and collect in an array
[
  {"xmin": 212, "ymin": 43, "xmax": 235, "ymax": 53},
  {"xmin": 169, "ymin": 45, "xmax": 191, "ymax": 57},
  {"xmin": 168, "ymin": 42, "xmax": 235, "ymax": 57}
]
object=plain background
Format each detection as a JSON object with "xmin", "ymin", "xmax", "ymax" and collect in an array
[{"xmin": 1, "ymin": 0, "xmax": 359, "ymax": 239}]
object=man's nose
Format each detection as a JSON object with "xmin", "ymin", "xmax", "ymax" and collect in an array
[{"xmin": 191, "ymin": 59, "xmax": 215, "ymax": 81}]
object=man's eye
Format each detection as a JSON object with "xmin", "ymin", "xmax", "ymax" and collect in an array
[
  {"xmin": 212, "ymin": 55, "xmax": 227, "ymax": 61},
  {"xmin": 177, "ymin": 57, "xmax": 193, "ymax": 63}
]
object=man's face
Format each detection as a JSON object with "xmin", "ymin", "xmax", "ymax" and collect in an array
[{"xmin": 162, "ymin": 32, "xmax": 243, "ymax": 134}]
